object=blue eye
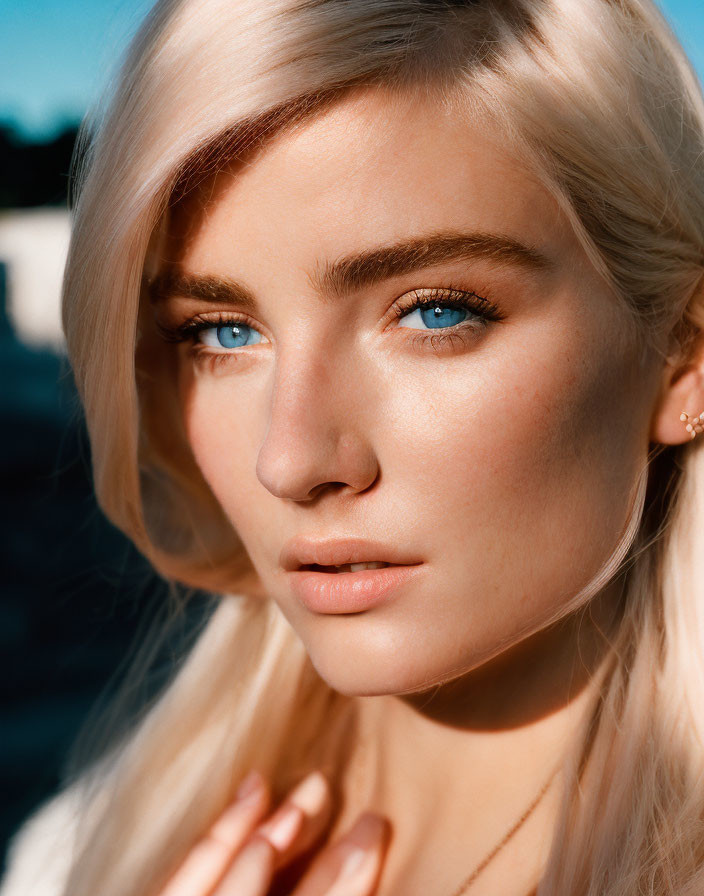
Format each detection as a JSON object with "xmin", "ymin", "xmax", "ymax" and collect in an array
[
  {"xmin": 200, "ymin": 323, "xmax": 265, "ymax": 348},
  {"xmin": 398, "ymin": 304, "xmax": 470, "ymax": 330},
  {"xmin": 154, "ymin": 288, "xmax": 503, "ymax": 358}
]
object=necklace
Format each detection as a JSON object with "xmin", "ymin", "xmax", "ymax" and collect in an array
[{"xmin": 446, "ymin": 764, "xmax": 562, "ymax": 896}]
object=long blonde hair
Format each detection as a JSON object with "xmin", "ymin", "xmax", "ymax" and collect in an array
[{"xmin": 33, "ymin": 0, "xmax": 704, "ymax": 893}]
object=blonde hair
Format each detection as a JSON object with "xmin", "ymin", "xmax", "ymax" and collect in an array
[{"xmin": 38, "ymin": 0, "xmax": 704, "ymax": 893}]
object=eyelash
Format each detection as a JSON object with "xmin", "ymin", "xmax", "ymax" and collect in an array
[
  {"xmin": 155, "ymin": 285, "xmax": 505, "ymax": 368},
  {"xmin": 394, "ymin": 286, "xmax": 504, "ymax": 353}
]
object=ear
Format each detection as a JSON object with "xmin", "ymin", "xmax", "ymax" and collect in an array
[{"xmin": 650, "ymin": 324, "xmax": 704, "ymax": 445}]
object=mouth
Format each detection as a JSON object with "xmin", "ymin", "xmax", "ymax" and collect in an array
[
  {"xmin": 299, "ymin": 561, "xmax": 399, "ymax": 574},
  {"xmin": 280, "ymin": 536, "xmax": 422, "ymax": 573},
  {"xmin": 288, "ymin": 560, "xmax": 424, "ymax": 613}
]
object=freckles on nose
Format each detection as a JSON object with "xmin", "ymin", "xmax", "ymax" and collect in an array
[{"xmin": 254, "ymin": 361, "xmax": 380, "ymax": 500}]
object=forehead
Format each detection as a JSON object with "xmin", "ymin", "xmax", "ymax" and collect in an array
[{"xmin": 168, "ymin": 85, "xmax": 583, "ymax": 277}]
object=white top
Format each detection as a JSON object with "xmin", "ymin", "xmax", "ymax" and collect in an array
[{"xmin": 1, "ymin": 787, "xmax": 81, "ymax": 896}]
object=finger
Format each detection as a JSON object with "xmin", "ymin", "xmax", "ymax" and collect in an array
[
  {"xmin": 255, "ymin": 770, "xmax": 332, "ymax": 870},
  {"xmin": 291, "ymin": 812, "xmax": 391, "ymax": 896},
  {"xmin": 212, "ymin": 834, "xmax": 276, "ymax": 896},
  {"xmin": 158, "ymin": 770, "xmax": 270, "ymax": 896},
  {"xmin": 212, "ymin": 770, "xmax": 332, "ymax": 896},
  {"xmin": 210, "ymin": 833, "xmax": 278, "ymax": 896}
]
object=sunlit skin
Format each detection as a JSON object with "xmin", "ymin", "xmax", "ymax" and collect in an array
[{"xmin": 150, "ymin": 86, "xmax": 702, "ymax": 894}]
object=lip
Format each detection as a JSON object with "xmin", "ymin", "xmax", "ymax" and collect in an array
[
  {"xmin": 280, "ymin": 535, "xmax": 424, "ymax": 614},
  {"xmin": 287, "ymin": 563, "xmax": 425, "ymax": 614},
  {"xmin": 279, "ymin": 535, "xmax": 422, "ymax": 572}
]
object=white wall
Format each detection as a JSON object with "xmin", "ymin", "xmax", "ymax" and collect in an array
[{"xmin": 0, "ymin": 209, "xmax": 70, "ymax": 353}]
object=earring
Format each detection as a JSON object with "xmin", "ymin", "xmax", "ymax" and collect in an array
[{"xmin": 680, "ymin": 410, "xmax": 704, "ymax": 439}]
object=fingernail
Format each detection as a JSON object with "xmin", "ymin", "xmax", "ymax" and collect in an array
[
  {"xmin": 260, "ymin": 804, "xmax": 304, "ymax": 851},
  {"xmin": 339, "ymin": 814, "xmax": 384, "ymax": 878},
  {"xmin": 288, "ymin": 771, "xmax": 327, "ymax": 815},
  {"xmin": 347, "ymin": 813, "xmax": 385, "ymax": 848},
  {"xmin": 339, "ymin": 847, "xmax": 368, "ymax": 878},
  {"xmin": 236, "ymin": 769, "xmax": 263, "ymax": 801}
]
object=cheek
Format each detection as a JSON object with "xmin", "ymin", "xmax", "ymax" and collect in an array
[
  {"xmin": 382, "ymin": 318, "xmax": 641, "ymax": 621},
  {"xmin": 179, "ymin": 363, "xmax": 269, "ymax": 521}
]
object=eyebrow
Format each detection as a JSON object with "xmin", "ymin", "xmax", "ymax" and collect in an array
[{"xmin": 148, "ymin": 229, "xmax": 553, "ymax": 309}]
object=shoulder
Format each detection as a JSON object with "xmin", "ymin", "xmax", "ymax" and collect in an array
[{"xmin": 0, "ymin": 784, "xmax": 85, "ymax": 896}]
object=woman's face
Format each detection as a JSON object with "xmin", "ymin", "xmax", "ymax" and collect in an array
[{"xmin": 153, "ymin": 86, "xmax": 663, "ymax": 697}]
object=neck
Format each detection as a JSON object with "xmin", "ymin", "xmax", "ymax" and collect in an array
[{"xmin": 333, "ymin": 580, "xmax": 624, "ymax": 896}]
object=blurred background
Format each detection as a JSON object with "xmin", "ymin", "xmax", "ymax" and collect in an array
[
  {"xmin": 0, "ymin": 0, "xmax": 216, "ymax": 877},
  {"xmin": 0, "ymin": 0, "xmax": 702, "ymax": 878}
]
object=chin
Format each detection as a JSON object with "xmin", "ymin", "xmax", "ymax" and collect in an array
[{"xmin": 305, "ymin": 642, "xmax": 454, "ymax": 698}]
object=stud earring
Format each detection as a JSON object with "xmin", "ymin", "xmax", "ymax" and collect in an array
[{"xmin": 680, "ymin": 410, "xmax": 704, "ymax": 439}]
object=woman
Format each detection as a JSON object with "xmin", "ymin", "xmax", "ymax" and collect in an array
[{"xmin": 2, "ymin": 0, "xmax": 704, "ymax": 894}]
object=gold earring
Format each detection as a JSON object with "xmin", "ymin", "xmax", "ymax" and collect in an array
[{"xmin": 680, "ymin": 410, "xmax": 704, "ymax": 439}]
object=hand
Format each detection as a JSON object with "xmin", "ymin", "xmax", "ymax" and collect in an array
[{"xmin": 157, "ymin": 768, "xmax": 391, "ymax": 896}]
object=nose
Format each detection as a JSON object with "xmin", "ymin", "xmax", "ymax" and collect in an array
[{"xmin": 255, "ymin": 348, "xmax": 379, "ymax": 502}]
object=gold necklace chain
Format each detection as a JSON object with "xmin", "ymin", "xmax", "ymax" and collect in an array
[{"xmin": 446, "ymin": 765, "xmax": 562, "ymax": 896}]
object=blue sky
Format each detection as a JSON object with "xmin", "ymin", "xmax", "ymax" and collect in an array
[{"xmin": 1, "ymin": 0, "xmax": 703, "ymax": 139}]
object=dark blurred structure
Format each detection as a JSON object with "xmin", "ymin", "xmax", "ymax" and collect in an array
[
  {"xmin": 0, "ymin": 145, "xmax": 213, "ymax": 873},
  {"xmin": 0, "ymin": 122, "xmax": 80, "ymax": 208}
]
